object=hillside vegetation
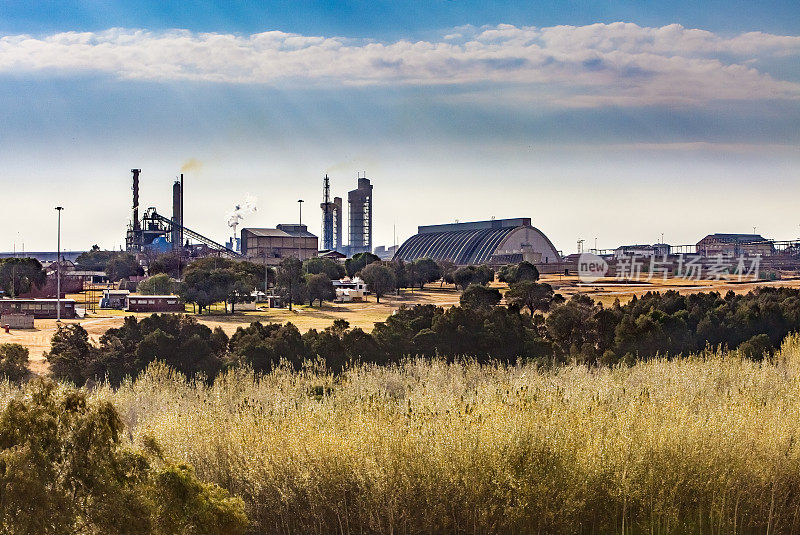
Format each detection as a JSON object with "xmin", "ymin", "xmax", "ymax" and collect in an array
[{"xmin": 6, "ymin": 337, "xmax": 800, "ymax": 534}]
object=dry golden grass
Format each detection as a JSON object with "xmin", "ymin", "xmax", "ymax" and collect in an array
[{"xmin": 1, "ymin": 337, "xmax": 798, "ymax": 533}]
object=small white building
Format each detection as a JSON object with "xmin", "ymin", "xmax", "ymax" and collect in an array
[{"xmin": 333, "ymin": 277, "xmax": 367, "ymax": 302}]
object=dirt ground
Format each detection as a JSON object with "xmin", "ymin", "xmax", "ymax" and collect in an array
[{"xmin": 7, "ymin": 276, "xmax": 800, "ymax": 375}]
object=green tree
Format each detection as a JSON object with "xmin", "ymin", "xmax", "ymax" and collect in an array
[
  {"xmin": 410, "ymin": 258, "xmax": 442, "ymax": 289},
  {"xmin": 147, "ymin": 252, "xmax": 184, "ymax": 278},
  {"xmin": 437, "ymin": 260, "xmax": 457, "ymax": 287},
  {"xmin": 387, "ymin": 259, "xmax": 409, "ymax": 292},
  {"xmin": 306, "ymin": 273, "xmax": 335, "ymax": 306},
  {"xmin": 276, "ymin": 257, "xmax": 306, "ymax": 311},
  {"xmin": 180, "ymin": 268, "xmax": 222, "ymax": 314},
  {"xmin": 75, "ymin": 247, "xmax": 117, "ymax": 271},
  {"xmin": 460, "ymin": 284, "xmax": 502, "ymax": 310},
  {"xmin": 179, "ymin": 258, "xmax": 265, "ymax": 314},
  {"xmin": 498, "ymin": 261, "xmax": 539, "ymax": 284},
  {"xmin": 45, "ymin": 323, "xmax": 94, "ymax": 386},
  {"xmin": 0, "ymin": 343, "xmax": 29, "ymax": 382},
  {"xmin": 360, "ymin": 263, "xmax": 396, "ymax": 303},
  {"xmin": 453, "ymin": 265, "xmax": 495, "ymax": 290},
  {"xmin": 505, "ymin": 281, "xmax": 557, "ymax": 315},
  {"xmin": 345, "ymin": 252, "xmax": 380, "ymax": 277},
  {"xmin": 304, "ymin": 257, "xmax": 345, "ymax": 280},
  {"xmin": 0, "ymin": 258, "xmax": 46, "ymax": 297},
  {"xmin": 137, "ymin": 273, "xmax": 175, "ymax": 295},
  {"xmin": 106, "ymin": 253, "xmax": 144, "ymax": 281},
  {"xmin": 0, "ymin": 379, "xmax": 248, "ymax": 535},
  {"xmin": 229, "ymin": 322, "xmax": 305, "ymax": 371},
  {"xmin": 515, "ymin": 261, "xmax": 540, "ymax": 282}
]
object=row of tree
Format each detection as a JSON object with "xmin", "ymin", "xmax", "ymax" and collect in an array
[
  {"xmin": 45, "ymin": 286, "xmax": 800, "ymax": 386},
  {"xmin": 169, "ymin": 253, "xmax": 486, "ymax": 312}
]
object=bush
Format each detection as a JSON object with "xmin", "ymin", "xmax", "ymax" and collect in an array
[
  {"xmin": 0, "ymin": 343, "xmax": 29, "ymax": 382},
  {"xmin": 0, "ymin": 379, "xmax": 248, "ymax": 534}
]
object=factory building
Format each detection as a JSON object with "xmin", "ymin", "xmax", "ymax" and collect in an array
[
  {"xmin": 240, "ymin": 224, "xmax": 319, "ymax": 265},
  {"xmin": 348, "ymin": 175, "xmax": 373, "ymax": 255},
  {"xmin": 394, "ymin": 218, "xmax": 561, "ymax": 266},
  {"xmin": 696, "ymin": 234, "xmax": 774, "ymax": 257}
]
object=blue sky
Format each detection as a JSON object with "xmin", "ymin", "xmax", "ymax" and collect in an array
[{"xmin": 0, "ymin": 1, "xmax": 798, "ymax": 253}]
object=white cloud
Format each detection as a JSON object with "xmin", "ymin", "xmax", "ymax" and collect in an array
[{"xmin": 0, "ymin": 23, "xmax": 798, "ymax": 106}]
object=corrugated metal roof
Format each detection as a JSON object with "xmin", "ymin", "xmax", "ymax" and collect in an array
[
  {"xmin": 245, "ymin": 228, "xmax": 292, "ymax": 238},
  {"xmin": 394, "ymin": 226, "xmax": 518, "ymax": 265},
  {"xmin": 244, "ymin": 226, "xmax": 317, "ymax": 238}
]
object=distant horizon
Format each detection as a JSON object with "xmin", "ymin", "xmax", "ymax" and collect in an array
[{"xmin": 1, "ymin": 1, "xmax": 798, "ymax": 254}]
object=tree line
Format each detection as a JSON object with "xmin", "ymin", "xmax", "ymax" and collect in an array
[{"xmin": 43, "ymin": 285, "xmax": 800, "ymax": 386}]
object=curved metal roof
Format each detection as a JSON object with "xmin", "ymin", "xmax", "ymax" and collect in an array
[{"xmin": 394, "ymin": 226, "xmax": 518, "ymax": 265}]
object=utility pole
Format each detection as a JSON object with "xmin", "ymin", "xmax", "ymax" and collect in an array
[
  {"xmin": 55, "ymin": 206, "xmax": 64, "ymax": 322},
  {"xmin": 297, "ymin": 199, "xmax": 304, "ymax": 262},
  {"xmin": 264, "ymin": 248, "xmax": 269, "ymax": 300}
]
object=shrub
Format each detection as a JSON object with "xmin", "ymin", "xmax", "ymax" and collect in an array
[
  {"xmin": 0, "ymin": 379, "xmax": 248, "ymax": 534},
  {"xmin": 0, "ymin": 343, "xmax": 29, "ymax": 382}
]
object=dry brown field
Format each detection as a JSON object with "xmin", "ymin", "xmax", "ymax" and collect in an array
[{"xmin": 6, "ymin": 275, "xmax": 800, "ymax": 375}]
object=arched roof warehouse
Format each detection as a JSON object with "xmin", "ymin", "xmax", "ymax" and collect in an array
[{"xmin": 393, "ymin": 218, "xmax": 561, "ymax": 266}]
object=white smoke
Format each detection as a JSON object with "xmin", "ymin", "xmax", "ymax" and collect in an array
[{"xmin": 226, "ymin": 195, "xmax": 258, "ymax": 238}]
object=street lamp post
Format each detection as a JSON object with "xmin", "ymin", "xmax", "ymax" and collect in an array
[
  {"xmin": 297, "ymin": 199, "xmax": 304, "ymax": 261},
  {"xmin": 55, "ymin": 206, "xmax": 64, "ymax": 322}
]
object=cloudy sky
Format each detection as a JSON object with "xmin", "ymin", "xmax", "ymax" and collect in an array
[{"xmin": 1, "ymin": 0, "xmax": 798, "ymax": 253}]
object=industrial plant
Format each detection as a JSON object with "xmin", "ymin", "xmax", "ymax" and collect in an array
[
  {"xmin": 7, "ymin": 164, "xmax": 800, "ymax": 285},
  {"xmin": 121, "ymin": 168, "xmax": 379, "ymax": 267},
  {"xmin": 318, "ymin": 173, "xmax": 374, "ymax": 257},
  {"xmin": 125, "ymin": 169, "xmax": 241, "ymax": 258}
]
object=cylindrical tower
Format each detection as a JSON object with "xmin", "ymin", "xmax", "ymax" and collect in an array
[{"xmin": 172, "ymin": 179, "xmax": 183, "ymax": 250}]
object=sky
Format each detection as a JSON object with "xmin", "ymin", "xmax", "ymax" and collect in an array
[{"xmin": 0, "ymin": 1, "xmax": 798, "ymax": 254}]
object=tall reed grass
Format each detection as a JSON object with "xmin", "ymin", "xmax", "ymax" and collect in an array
[{"xmin": 6, "ymin": 338, "xmax": 800, "ymax": 534}]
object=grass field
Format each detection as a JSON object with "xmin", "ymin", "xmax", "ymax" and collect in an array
[
  {"xmin": 6, "ymin": 276, "xmax": 800, "ymax": 375},
  {"xmin": 5, "ymin": 336, "xmax": 800, "ymax": 533}
]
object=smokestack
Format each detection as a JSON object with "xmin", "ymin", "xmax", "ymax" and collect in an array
[
  {"xmin": 131, "ymin": 169, "xmax": 141, "ymax": 231},
  {"xmin": 172, "ymin": 179, "xmax": 183, "ymax": 251}
]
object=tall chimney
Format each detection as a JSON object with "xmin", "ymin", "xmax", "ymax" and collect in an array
[
  {"xmin": 180, "ymin": 173, "xmax": 184, "ymax": 236},
  {"xmin": 172, "ymin": 179, "xmax": 183, "ymax": 251},
  {"xmin": 131, "ymin": 169, "xmax": 141, "ymax": 231}
]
